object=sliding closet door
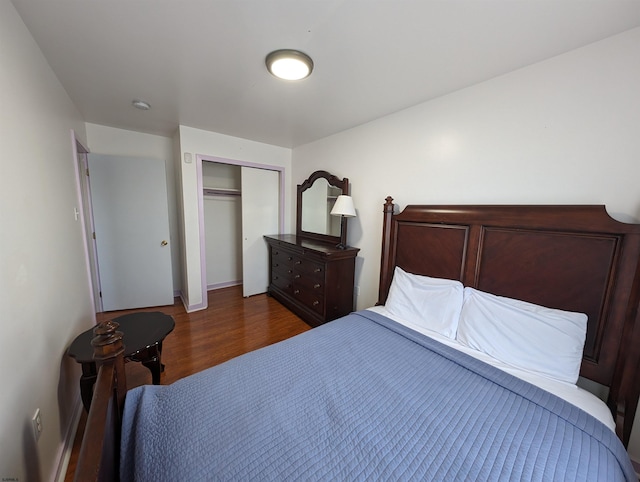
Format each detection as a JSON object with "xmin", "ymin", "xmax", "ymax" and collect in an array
[
  {"xmin": 88, "ymin": 154, "xmax": 173, "ymax": 311},
  {"xmin": 241, "ymin": 167, "xmax": 279, "ymax": 297}
]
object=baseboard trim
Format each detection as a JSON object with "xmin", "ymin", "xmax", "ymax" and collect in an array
[
  {"xmin": 51, "ymin": 395, "xmax": 82, "ymax": 482},
  {"xmin": 207, "ymin": 280, "xmax": 242, "ymax": 291},
  {"xmin": 178, "ymin": 290, "xmax": 208, "ymax": 313},
  {"xmin": 178, "ymin": 290, "xmax": 188, "ymax": 311}
]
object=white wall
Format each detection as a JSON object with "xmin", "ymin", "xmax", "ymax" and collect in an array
[
  {"xmin": 177, "ymin": 125, "xmax": 292, "ymax": 310},
  {"xmin": 0, "ymin": 3, "xmax": 94, "ymax": 481},
  {"xmin": 292, "ymin": 27, "xmax": 640, "ymax": 457},
  {"xmin": 85, "ymin": 123, "xmax": 181, "ymax": 293}
]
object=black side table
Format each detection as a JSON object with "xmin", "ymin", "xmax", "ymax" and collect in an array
[{"xmin": 67, "ymin": 311, "xmax": 175, "ymax": 411}]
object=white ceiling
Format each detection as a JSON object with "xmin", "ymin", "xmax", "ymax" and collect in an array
[{"xmin": 11, "ymin": 0, "xmax": 640, "ymax": 148}]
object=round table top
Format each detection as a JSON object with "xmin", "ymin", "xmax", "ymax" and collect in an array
[{"xmin": 67, "ymin": 311, "xmax": 175, "ymax": 363}]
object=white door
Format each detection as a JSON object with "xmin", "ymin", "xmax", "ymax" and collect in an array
[
  {"xmin": 241, "ymin": 167, "xmax": 280, "ymax": 297},
  {"xmin": 77, "ymin": 151, "xmax": 102, "ymax": 312},
  {"xmin": 88, "ymin": 154, "xmax": 173, "ymax": 311}
]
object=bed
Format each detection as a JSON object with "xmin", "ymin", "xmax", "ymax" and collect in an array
[{"xmin": 74, "ymin": 198, "xmax": 640, "ymax": 481}]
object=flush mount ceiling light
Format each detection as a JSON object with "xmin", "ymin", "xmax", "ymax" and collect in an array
[
  {"xmin": 266, "ymin": 49, "xmax": 313, "ymax": 81},
  {"xmin": 132, "ymin": 99, "xmax": 151, "ymax": 110}
]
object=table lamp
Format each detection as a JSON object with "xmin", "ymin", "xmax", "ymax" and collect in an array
[{"xmin": 330, "ymin": 195, "xmax": 356, "ymax": 249}]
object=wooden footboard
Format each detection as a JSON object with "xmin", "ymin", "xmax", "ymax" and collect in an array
[{"xmin": 74, "ymin": 320, "xmax": 127, "ymax": 482}]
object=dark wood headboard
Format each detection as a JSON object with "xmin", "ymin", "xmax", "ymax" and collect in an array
[{"xmin": 377, "ymin": 197, "xmax": 640, "ymax": 446}]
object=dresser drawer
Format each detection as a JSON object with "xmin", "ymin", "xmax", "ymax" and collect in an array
[
  {"xmin": 271, "ymin": 273, "xmax": 293, "ymax": 294},
  {"xmin": 293, "ymin": 288, "xmax": 324, "ymax": 316},
  {"xmin": 272, "ymin": 262, "xmax": 294, "ymax": 280},
  {"xmin": 292, "ymin": 256, "xmax": 325, "ymax": 295},
  {"xmin": 294, "ymin": 258, "xmax": 324, "ymax": 279},
  {"xmin": 294, "ymin": 274, "xmax": 324, "ymax": 294},
  {"xmin": 271, "ymin": 249, "xmax": 295, "ymax": 270},
  {"xmin": 271, "ymin": 264, "xmax": 293, "ymax": 293}
]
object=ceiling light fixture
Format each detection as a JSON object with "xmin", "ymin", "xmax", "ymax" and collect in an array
[
  {"xmin": 132, "ymin": 99, "xmax": 151, "ymax": 110},
  {"xmin": 266, "ymin": 49, "xmax": 313, "ymax": 81}
]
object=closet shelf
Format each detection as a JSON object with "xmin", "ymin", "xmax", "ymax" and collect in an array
[{"xmin": 203, "ymin": 187, "xmax": 241, "ymax": 197}]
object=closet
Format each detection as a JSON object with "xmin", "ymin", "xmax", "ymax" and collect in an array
[
  {"xmin": 203, "ymin": 162, "xmax": 242, "ymax": 291},
  {"xmin": 202, "ymin": 161, "xmax": 280, "ymax": 297}
]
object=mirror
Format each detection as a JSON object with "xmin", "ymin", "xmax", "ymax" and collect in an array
[
  {"xmin": 296, "ymin": 170, "xmax": 349, "ymax": 245},
  {"xmin": 301, "ymin": 179, "xmax": 342, "ymax": 236}
]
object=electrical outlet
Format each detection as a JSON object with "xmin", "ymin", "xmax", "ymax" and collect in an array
[{"xmin": 32, "ymin": 409, "xmax": 42, "ymax": 442}]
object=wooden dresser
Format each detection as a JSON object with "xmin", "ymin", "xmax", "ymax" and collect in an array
[{"xmin": 264, "ymin": 234, "xmax": 359, "ymax": 327}]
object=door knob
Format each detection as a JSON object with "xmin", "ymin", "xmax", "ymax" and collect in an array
[{"xmin": 161, "ymin": 240, "xmax": 168, "ymax": 246}]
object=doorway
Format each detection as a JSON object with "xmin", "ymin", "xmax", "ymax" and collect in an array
[
  {"xmin": 197, "ymin": 155, "xmax": 284, "ymax": 304},
  {"xmin": 72, "ymin": 134, "xmax": 102, "ymax": 313},
  {"xmin": 87, "ymin": 153, "xmax": 174, "ymax": 311}
]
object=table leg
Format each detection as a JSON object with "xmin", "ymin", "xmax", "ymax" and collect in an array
[
  {"xmin": 131, "ymin": 344, "xmax": 164, "ymax": 385},
  {"xmin": 142, "ymin": 356, "xmax": 162, "ymax": 384},
  {"xmin": 158, "ymin": 341, "xmax": 166, "ymax": 372},
  {"xmin": 80, "ymin": 362, "xmax": 97, "ymax": 411}
]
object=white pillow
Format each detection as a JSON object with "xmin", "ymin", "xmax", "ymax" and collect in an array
[
  {"xmin": 456, "ymin": 287, "xmax": 587, "ymax": 384},
  {"xmin": 385, "ymin": 267, "xmax": 463, "ymax": 339}
]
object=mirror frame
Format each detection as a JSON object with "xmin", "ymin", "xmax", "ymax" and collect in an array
[{"xmin": 296, "ymin": 170, "xmax": 349, "ymax": 246}]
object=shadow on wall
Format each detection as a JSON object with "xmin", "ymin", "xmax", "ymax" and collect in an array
[
  {"xmin": 22, "ymin": 421, "xmax": 42, "ymax": 482},
  {"xmin": 58, "ymin": 351, "xmax": 81, "ymax": 438}
]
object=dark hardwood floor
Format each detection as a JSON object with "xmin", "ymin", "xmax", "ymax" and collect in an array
[{"xmin": 64, "ymin": 285, "xmax": 309, "ymax": 481}]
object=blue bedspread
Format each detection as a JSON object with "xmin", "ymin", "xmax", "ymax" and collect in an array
[{"xmin": 120, "ymin": 311, "xmax": 636, "ymax": 481}]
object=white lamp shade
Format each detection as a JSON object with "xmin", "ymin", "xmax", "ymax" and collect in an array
[{"xmin": 330, "ymin": 195, "xmax": 356, "ymax": 218}]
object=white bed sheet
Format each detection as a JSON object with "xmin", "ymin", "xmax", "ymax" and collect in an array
[{"xmin": 367, "ymin": 306, "xmax": 616, "ymax": 431}]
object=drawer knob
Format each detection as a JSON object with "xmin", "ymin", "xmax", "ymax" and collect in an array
[
  {"xmin": 294, "ymin": 289, "xmax": 300, "ymax": 295},
  {"xmin": 313, "ymin": 300, "xmax": 319, "ymax": 306},
  {"xmin": 288, "ymin": 270, "xmax": 293, "ymax": 274},
  {"xmin": 273, "ymin": 276, "xmax": 278, "ymax": 280},
  {"xmin": 314, "ymin": 268, "xmax": 322, "ymax": 273},
  {"xmin": 295, "ymin": 260, "xmax": 302, "ymax": 265},
  {"xmin": 295, "ymin": 274, "xmax": 301, "ymax": 279},
  {"xmin": 314, "ymin": 283, "xmax": 321, "ymax": 289},
  {"xmin": 274, "ymin": 263, "xmax": 279, "ymax": 267},
  {"xmin": 288, "ymin": 256, "xmax": 293, "ymax": 261}
]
